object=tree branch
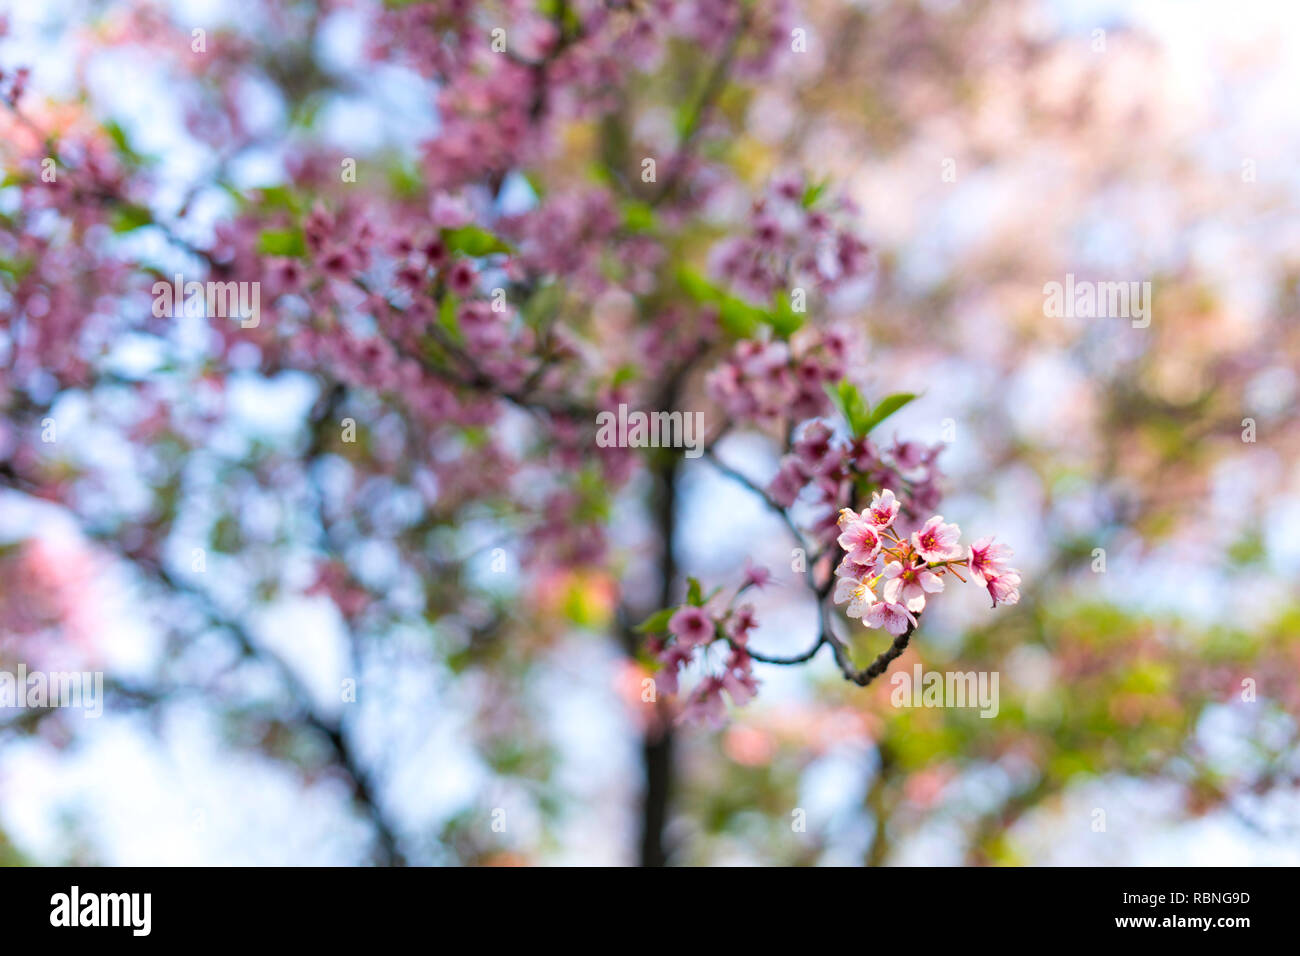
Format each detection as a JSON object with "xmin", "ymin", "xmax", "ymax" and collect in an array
[
  {"xmin": 698, "ymin": 442, "xmax": 920, "ymax": 684},
  {"xmin": 650, "ymin": 13, "xmax": 749, "ymax": 207},
  {"xmin": 0, "ymin": 460, "xmax": 408, "ymax": 866}
]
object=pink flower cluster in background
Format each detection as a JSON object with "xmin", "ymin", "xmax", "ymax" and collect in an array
[
  {"xmin": 647, "ymin": 565, "xmax": 772, "ymax": 727},
  {"xmin": 766, "ymin": 420, "xmax": 946, "ymax": 548}
]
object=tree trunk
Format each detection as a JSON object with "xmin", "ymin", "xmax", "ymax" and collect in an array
[{"xmin": 632, "ymin": 452, "xmax": 680, "ymax": 865}]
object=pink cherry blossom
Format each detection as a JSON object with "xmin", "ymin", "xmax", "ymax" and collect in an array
[
  {"xmin": 679, "ymin": 677, "xmax": 727, "ymax": 727},
  {"xmin": 447, "ymin": 260, "xmax": 477, "ymax": 296},
  {"xmin": 728, "ymin": 604, "xmax": 759, "ymax": 641},
  {"xmin": 423, "ymin": 237, "xmax": 449, "ymax": 269},
  {"xmin": 654, "ymin": 641, "xmax": 695, "ymax": 697},
  {"xmin": 793, "ymin": 420, "xmax": 839, "ymax": 476},
  {"xmin": 767, "ymin": 455, "xmax": 806, "ymax": 507},
  {"xmin": 835, "ymin": 553, "xmax": 880, "ymax": 581},
  {"xmin": 741, "ymin": 561, "xmax": 772, "ymax": 591},
  {"xmin": 881, "ymin": 561, "xmax": 945, "ymax": 612},
  {"xmin": 912, "ymin": 515, "xmax": 963, "ymax": 563},
  {"xmin": 968, "ymin": 536, "xmax": 1015, "ymax": 585},
  {"xmin": 833, "ymin": 573, "xmax": 876, "ymax": 620},
  {"xmin": 836, "ymin": 508, "xmax": 882, "ymax": 563},
  {"xmin": 867, "ymin": 489, "xmax": 901, "ymax": 531},
  {"xmin": 865, "ymin": 600, "xmax": 917, "ymax": 635},
  {"xmin": 889, "ymin": 435, "xmax": 928, "ymax": 473},
  {"xmin": 720, "ymin": 648, "xmax": 760, "ymax": 705},
  {"xmin": 668, "ymin": 606, "xmax": 714, "ymax": 647},
  {"xmin": 984, "ymin": 570, "xmax": 1022, "ymax": 607}
]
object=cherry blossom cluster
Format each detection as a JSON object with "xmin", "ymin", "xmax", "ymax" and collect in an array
[
  {"xmin": 767, "ymin": 420, "xmax": 946, "ymax": 548},
  {"xmin": 648, "ymin": 564, "xmax": 773, "ymax": 727},
  {"xmin": 0, "ymin": 65, "xmax": 29, "ymax": 105},
  {"xmin": 670, "ymin": 0, "xmax": 800, "ymax": 76},
  {"xmin": 500, "ymin": 189, "xmax": 629, "ymax": 296},
  {"xmin": 708, "ymin": 172, "xmax": 875, "ymax": 305},
  {"xmin": 833, "ymin": 491, "xmax": 1022, "ymax": 635},
  {"xmin": 0, "ymin": 110, "xmax": 140, "ymax": 394},
  {"xmin": 0, "ymin": 0, "xmax": 1028, "ymax": 745},
  {"xmin": 369, "ymin": 0, "xmax": 800, "ymax": 194},
  {"xmin": 705, "ymin": 328, "xmax": 851, "ymax": 426}
]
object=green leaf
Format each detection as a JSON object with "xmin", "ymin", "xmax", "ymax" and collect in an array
[
  {"xmin": 769, "ymin": 289, "xmax": 805, "ymax": 338},
  {"xmin": 252, "ymin": 185, "xmax": 301, "ymax": 212},
  {"xmin": 633, "ymin": 607, "xmax": 676, "ymax": 635},
  {"xmin": 678, "ymin": 266, "xmax": 793, "ymax": 339},
  {"xmin": 824, "ymin": 380, "xmax": 872, "ymax": 436},
  {"xmin": 102, "ymin": 119, "xmax": 155, "ymax": 165},
  {"xmin": 674, "ymin": 99, "xmax": 699, "ymax": 138},
  {"xmin": 1227, "ymin": 529, "xmax": 1266, "ymax": 567},
  {"xmin": 717, "ymin": 296, "xmax": 765, "ymax": 338},
  {"xmin": 537, "ymin": 0, "xmax": 581, "ymax": 33},
  {"xmin": 110, "ymin": 203, "xmax": 154, "ymax": 233},
  {"xmin": 105, "ymin": 120, "xmax": 131, "ymax": 153},
  {"xmin": 677, "ymin": 266, "xmax": 725, "ymax": 304},
  {"xmin": 442, "ymin": 225, "xmax": 511, "ymax": 257},
  {"xmin": 801, "ymin": 178, "xmax": 829, "ymax": 208},
  {"xmin": 621, "ymin": 200, "xmax": 655, "ymax": 233},
  {"xmin": 522, "ymin": 171, "xmax": 546, "ymax": 200},
  {"xmin": 686, "ymin": 577, "xmax": 704, "ymax": 606},
  {"xmin": 860, "ymin": 392, "xmax": 917, "ymax": 434},
  {"xmin": 211, "ymin": 514, "xmax": 241, "ymax": 553},
  {"xmin": 0, "ymin": 256, "xmax": 34, "ymax": 282},
  {"xmin": 386, "ymin": 161, "xmax": 422, "ymax": 199},
  {"xmin": 574, "ymin": 465, "xmax": 612, "ymax": 523},
  {"xmin": 438, "ymin": 295, "xmax": 459, "ymax": 337},
  {"xmin": 521, "ymin": 281, "xmax": 564, "ymax": 328},
  {"xmin": 256, "ymin": 227, "xmax": 307, "ymax": 257}
]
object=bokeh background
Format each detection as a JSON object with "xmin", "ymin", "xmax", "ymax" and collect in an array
[{"xmin": 2, "ymin": 0, "xmax": 1299, "ymax": 865}]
